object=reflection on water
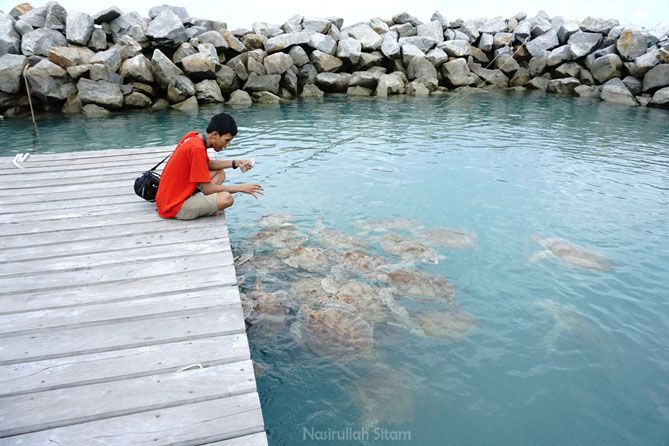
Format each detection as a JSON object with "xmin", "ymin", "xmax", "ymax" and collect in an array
[{"xmin": 3, "ymin": 93, "xmax": 668, "ymax": 445}]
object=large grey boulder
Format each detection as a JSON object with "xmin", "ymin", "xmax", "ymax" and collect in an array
[
  {"xmin": 263, "ymin": 52, "xmax": 292, "ymax": 75},
  {"xmin": 115, "ymin": 35, "xmax": 142, "ymax": 60},
  {"xmin": 220, "ymin": 29, "xmax": 245, "ymax": 52},
  {"xmin": 616, "ymin": 29, "xmax": 647, "ymax": 60},
  {"xmin": 151, "ymin": 48, "xmax": 184, "ymax": 89},
  {"xmin": 530, "ymin": 17, "xmax": 552, "ymax": 38},
  {"xmin": 198, "ymin": 30, "xmax": 228, "ymax": 50},
  {"xmin": 264, "ymin": 32, "xmax": 311, "ymax": 53},
  {"xmin": 172, "ymin": 42, "xmax": 197, "ymax": 64},
  {"xmin": 171, "ymin": 95, "xmax": 198, "ymax": 111},
  {"xmin": 89, "ymin": 47, "xmax": 122, "ymax": 72},
  {"xmin": 589, "ymin": 53, "xmax": 623, "ymax": 83},
  {"xmin": 567, "ymin": 31, "xmax": 602, "ymax": 58},
  {"xmin": 110, "ymin": 12, "xmax": 147, "ymax": 46},
  {"xmin": 215, "ymin": 65, "xmax": 240, "ymax": 93},
  {"xmin": 315, "ymin": 72, "xmax": 350, "ymax": 92},
  {"xmin": 13, "ymin": 20, "xmax": 34, "ymax": 38},
  {"xmin": 622, "ymin": 75, "xmax": 642, "ymax": 95},
  {"xmin": 242, "ymin": 33, "xmax": 265, "ymax": 51},
  {"xmin": 93, "ymin": 7, "xmax": 122, "ymax": 24},
  {"xmin": 88, "ymin": 29, "xmax": 107, "ymax": 51},
  {"xmin": 370, "ymin": 17, "xmax": 389, "ymax": 34},
  {"xmin": 440, "ymin": 58, "xmax": 476, "ymax": 87},
  {"xmin": 630, "ymin": 49, "xmax": 660, "ymax": 78},
  {"xmin": 195, "ymin": 79, "xmax": 223, "ymax": 103},
  {"xmin": 375, "ymin": 73, "xmax": 405, "ymax": 96},
  {"xmin": 407, "ymin": 56, "xmax": 437, "ymax": 85},
  {"xmin": 300, "ymin": 83, "xmax": 324, "ymax": 98},
  {"xmin": 493, "ymin": 32, "xmax": 513, "ymax": 49},
  {"xmin": 495, "ymin": 54, "xmax": 520, "ymax": 74},
  {"xmin": 356, "ymin": 51, "xmax": 384, "ymax": 70},
  {"xmin": 25, "ymin": 59, "xmax": 75, "ymax": 100},
  {"xmin": 401, "ymin": 43, "xmax": 425, "ymax": 64},
  {"xmin": 288, "ymin": 46, "xmax": 309, "ymax": 66},
  {"xmin": 124, "ymin": 91, "xmax": 152, "ymax": 108},
  {"xmin": 581, "ymin": 17, "xmax": 619, "ymax": 35},
  {"xmin": 281, "ymin": 69, "xmax": 298, "ymax": 95},
  {"xmin": 398, "ymin": 36, "xmax": 436, "ymax": 53},
  {"xmin": 181, "ymin": 52, "xmax": 218, "ymax": 80},
  {"xmin": 0, "ymin": 53, "xmax": 27, "ymax": 93},
  {"xmin": 557, "ymin": 21, "xmax": 579, "ymax": 44},
  {"xmin": 480, "ymin": 17, "xmax": 507, "ymax": 34},
  {"xmin": 528, "ymin": 57, "xmax": 547, "ymax": 76},
  {"xmin": 349, "ymin": 71, "xmax": 379, "ymax": 89},
  {"xmin": 643, "ymin": 64, "xmax": 669, "ymax": 92},
  {"xmin": 545, "ymin": 45, "xmax": 574, "ymax": 66},
  {"xmin": 120, "ymin": 54, "xmax": 154, "ymax": 83},
  {"xmin": 1, "ymin": 14, "xmax": 21, "ymax": 56},
  {"xmin": 21, "ymin": 28, "xmax": 67, "ymax": 56},
  {"xmin": 82, "ymin": 104, "xmax": 111, "ymax": 117},
  {"xmin": 149, "ymin": 5, "xmax": 189, "ymax": 24},
  {"xmin": 439, "ymin": 39, "xmax": 470, "ymax": 57},
  {"xmin": 649, "ymin": 86, "xmax": 669, "ymax": 106},
  {"xmin": 470, "ymin": 65, "xmax": 508, "ymax": 87},
  {"xmin": 426, "ymin": 47, "xmax": 448, "ymax": 66},
  {"xmin": 479, "ymin": 33, "xmax": 493, "ymax": 52},
  {"xmin": 509, "ymin": 67, "xmax": 531, "ymax": 86},
  {"xmin": 167, "ymin": 74, "xmax": 196, "ymax": 102},
  {"xmin": 19, "ymin": 6, "xmax": 47, "ymax": 28},
  {"xmin": 302, "ymin": 17, "xmax": 330, "ymax": 34},
  {"xmin": 65, "ymin": 11, "xmax": 93, "ymax": 45},
  {"xmin": 89, "ymin": 64, "xmax": 122, "ymax": 84},
  {"xmin": 253, "ymin": 22, "xmax": 283, "ymax": 38},
  {"xmin": 346, "ymin": 24, "xmax": 382, "ymax": 50},
  {"xmin": 406, "ymin": 79, "xmax": 429, "ymax": 96},
  {"xmin": 600, "ymin": 77, "xmax": 638, "ymax": 105},
  {"xmin": 282, "ymin": 15, "xmax": 303, "ymax": 34},
  {"xmin": 227, "ymin": 53, "xmax": 249, "ymax": 81},
  {"xmin": 77, "ymin": 77, "xmax": 123, "ymax": 108},
  {"xmin": 45, "ymin": 2, "xmax": 67, "ymax": 31},
  {"xmin": 337, "ymin": 38, "xmax": 362, "ymax": 63},
  {"xmin": 574, "ymin": 85, "xmax": 601, "ymax": 97},
  {"xmin": 547, "ymin": 77, "xmax": 580, "ymax": 94},
  {"xmin": 554, "ymin": 61, "xmax": 581, "ymax": 78},
  {"xmin": 253, "ymin": 90, "xmax": 281, "ymax": 103},
  {"xmin": 381, "ymin": 31, "xmax": 401, "ymax": 59},
  {"xmin": 309, "ymin": 50, "xmax": 342, "ymax": 72},
  {"xmin": 243, "ymin": 73, "xmax": 281, "ymax": 94},
  {"xmin": 390, "ymin": 23, "xmax": 415, "ymax": 38},
  {"xmin": 525, "ymin": 29, "xmax": 559, "ymax": 57},
  {"xmin": 47, "ymin": 45, "xmax": 93, "ymax": 68},
  {"xmin": 309, "ymin": 33, "xmax": 336, "ymax": 54},
  {"xmin": 147, "ymin": 10, "xmax": 187, "ymax": 46},
  {"xmin": 228, "ymin": 89, "xmax": 252, "ymax": 105},
  {"xmin": 417, "ymin": 21, "xmax": 443, "ymax": 43},
  {"xmin": 393, "ymin": 12, "xmax": 421, "ymax": 27}
]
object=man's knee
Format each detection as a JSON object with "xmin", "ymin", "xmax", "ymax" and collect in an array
[{"xmin": 217, "ymin": 192, "xmax": 234, "ymax": 210}]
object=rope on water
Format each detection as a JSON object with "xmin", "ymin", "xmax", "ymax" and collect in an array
[{"xmin": 22, "ymin": 64, "xmax": 39, "ymax": 138}]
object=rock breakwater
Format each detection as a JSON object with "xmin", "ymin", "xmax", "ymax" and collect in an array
[{"xmin": 0, "ymin": 3, "xmax": 668, "ymax": 118}]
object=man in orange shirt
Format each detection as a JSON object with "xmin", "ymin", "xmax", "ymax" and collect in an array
[{"xmin": 156, "ymin": 113, "xmax": 263, "ymax": 220}]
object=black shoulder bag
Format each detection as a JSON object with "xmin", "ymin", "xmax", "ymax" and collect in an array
[{"xmin": 134, "ymin": 153, "xmax": 170, "ymax": 202}]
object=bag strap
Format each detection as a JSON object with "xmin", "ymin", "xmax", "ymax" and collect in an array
[{"xmin": 149, "ymin": 135, "xmax": 201, "ymax": 172}]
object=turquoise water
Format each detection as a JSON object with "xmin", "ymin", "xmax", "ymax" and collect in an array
[{"xmin": 3, "ymin": 93, "xmax": 668, "ymax": 445}]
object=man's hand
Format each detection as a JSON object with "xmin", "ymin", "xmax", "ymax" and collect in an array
[
  {"xmin": 238, "ymin": 183, "xmax": 264, "ymax": 199},
  {"xmin": 239, "ymin": 159, "xmax": 254, "ymax": 172}
]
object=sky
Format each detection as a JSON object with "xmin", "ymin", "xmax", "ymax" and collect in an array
[{"xmin": 1, "ymin": 0, "xmax": 667, "ymax": 30}]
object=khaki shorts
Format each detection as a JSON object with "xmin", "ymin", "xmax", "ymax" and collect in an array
[{"xmin": 175, "ymin": 193, "xmax": 219, "ymax": 220}]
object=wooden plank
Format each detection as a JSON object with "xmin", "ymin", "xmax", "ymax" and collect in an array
[
  {"xmin": 0, "ymin": 216, "xmax": 217, "ymax": 249},
  {"xmin": 0, "ymin": 250, "xmax": 234, "ymax": 296},
  {"xmin": 0, "ymin": 360, "xmax": 257, "ymax": 437},
  {"xmin": 0, "ymin": 267, "xmax": 233, "ymax": 313},
  {"xmin": 0, "ymin": 163, "xmax": 167, "ymax": 182},
  {"xmin": 0, "ymin": 334, "xmax": 250, "ymax": 397},
  {"xmin": 0, "ymin": 304, "xmax": 246, "ymax": 364},
  {"xmin": 0, "ymin": 193, "xmax": 140, "ymax": 213},
  {"xmin": 0, "ymin": 170, "xmax": 148, "ymax": 189},
  {"xmin": 0, "ymin": 237, "xmax": 228, "ymax": 277},
  {"xmin": 0, "ymin": 286, "xmax": 240, "ymax": 335},
  {"xmin": 0, "ymin": 145, "xmax": 172, "ymax": 163},
  {"xmin": 0, "ymin": 201, "xmax": 154, "ymax": 224},
  {"xmin": 0, "ymin": 179, "xmax": 130, "ymax": 197},
  {"xmin": 0, "ymin": 151, "xmax": 173, "ymax": 173},
  {"xmin": 1, "ymin": 228, "xmax": 225, "ymax": 262},
  {"xmin": 0, "ymin": 392, "xmax": 264, "ymax": 445},
  {"xmin": 204, "ymin": 432, "xmax": 269, "ymax": 446},
  {"xmin": 0, "ymin": 185, "xmax": 129, "ymax": 204}
]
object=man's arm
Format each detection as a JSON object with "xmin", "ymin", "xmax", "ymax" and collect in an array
[
  {"xmin": 199, "ymin": 182, "xmax": 264, "ymax": 199},
  {"xmin": 208, "ymin": 159, "xmax": 236, "ymax": 170}
]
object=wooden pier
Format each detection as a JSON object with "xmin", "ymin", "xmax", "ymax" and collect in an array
[{"xmin": 0, "ymin": 147, "xmax": 267, "ymax": 445}]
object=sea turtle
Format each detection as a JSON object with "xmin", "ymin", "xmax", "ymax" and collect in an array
[
  {"xmin": 529, "ymin": 236, "xmax": 612, "ymax": 271},
  {"xmin": 350, "ymin": 364, "xmax": 415, "ymax": 428},
  {"xmin": 312, "ymin": 220, "xmax": 369, "ymax": 251},
  {"xmin": 282, "ymin": 246, "xmax": 336, "ymax": 273},
  {"xmin": 246, "ymin": 278, "xmax": 296, "ymax": 334},
  {"xmin": 332, "ymin": 280, "xmax": 392, "ymax": 323},
  {"xmin": 254, "ymin": 225, "xmax": 307, "ymax": 256},
  {"xmin": 419, "ymin": 228, "xmax": 476, "ymax": 249},
  {"xmin": 377, "ymin": 234, "xmax": 440, "ymax": 264},
  {"xmin": 356, "ymin": 218, "xmax": 423, "ymax": 233},
  {"xmin": 534, "ymin": 299, "xmax": 603, "ymax": 352},
  {"xmin": 259, "ymin": 213, "xmax": 294, "ymax": 228},
  {"xmin": 413, "ymin": 310, "xmax": 476, "ymax": 341},
  {"xmin": 290, "ymin": 300, "xmax": 374, "ymax": 363},
  {"xmin": 378, "ymin": 268, "xmax": 456, "ymax": 303},
  {"xmin": 341, "ymin": 250, "xmax": 389, "ymax": 278},
  {"xmin": 290, "ymin": 276, "xmax": 334, "ymax": 306}
]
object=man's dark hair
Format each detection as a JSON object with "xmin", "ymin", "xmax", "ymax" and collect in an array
[{"xmin": 207, "ymin": 113, "xmax": 237, "ymax": 136}]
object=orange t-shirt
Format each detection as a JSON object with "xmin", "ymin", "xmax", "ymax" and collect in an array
[{"xmin": 156, "ymin": 131, "xmax": 212, "ymax": 218}]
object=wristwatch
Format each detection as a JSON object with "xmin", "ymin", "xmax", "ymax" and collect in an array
[{"xmin": 232, "ymin": 160, "xmax": 237, "ymax": 169}]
